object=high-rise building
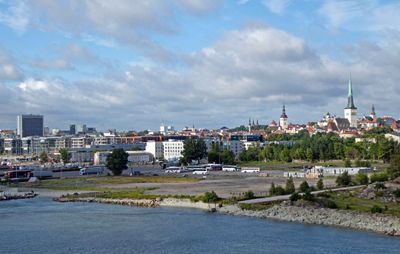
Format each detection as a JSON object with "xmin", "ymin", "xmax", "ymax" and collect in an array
[
  {"xmin": 344, "ymin": 75, "xmax": 358, "ymax": 128},
  {"xmin": 280, "ymin": 105, "xmax": 288, "ymax": 130},
  {"xmin": 69, "ymin": 124, "xmax": 76, "ymax": 135},
  {"xmin": 17, "ymin": 114, "xmax": 44, "ymax": 137}
]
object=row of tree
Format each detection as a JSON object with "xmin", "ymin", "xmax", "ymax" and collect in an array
[{"xmin": 240, "ymin": 130, "xmax": 400, "ymax": 163}]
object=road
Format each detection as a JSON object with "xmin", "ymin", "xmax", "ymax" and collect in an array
[{"xmin": 238, "ymin": 185, "xmax": 365, "ymax": 204}]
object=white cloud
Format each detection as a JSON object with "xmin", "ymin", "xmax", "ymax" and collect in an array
[
  {"xmin": 8, "ymin": 0, "xmax": 222, "ymax": 61},
  {"xmin": 0, "ymin": 50, "xmax": 22, "ymax": 80},
  {"xmin": 317, "ymin": 0, "xmax": 400, "ymax": 32},
  {"xmin": 0, "ymin": 1, "xmax": 30, "ymax": 33},
  {"xmin": 1, "ymin": 23, "xmax": 399, "ymax": 130},
  {"xmin": 262, "ymin": 0, "xmax": 292, "ymax": 14}
]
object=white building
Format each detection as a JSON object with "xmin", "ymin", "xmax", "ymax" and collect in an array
[
  {"xmin": 145, "ymin": 141, "xmax": 164, "ymax": 160},
  {"xmin": 162, "ymin": 139, "xmax": 184, "ymax": 162},
  {"xmin": 160, "ymin": 124, "xmax": 175, "ymax": 135},
  {"xmin": 310, "ymin": 166, "xmax": 373, "ymax": 176}
]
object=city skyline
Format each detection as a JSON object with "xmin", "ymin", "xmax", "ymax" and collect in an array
[{"xmin": 0, "ymin": 1, "xmax": 399, "ymax": 130}]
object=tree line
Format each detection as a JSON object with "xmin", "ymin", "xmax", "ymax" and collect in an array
[{"xmin": 241, "ymin": 129, "xmax": 399, "ymax": 164}]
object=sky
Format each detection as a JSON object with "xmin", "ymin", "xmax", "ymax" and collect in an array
[{"xmin": 0, "ymin": 0, "xmax": 399, "ymax": 131}]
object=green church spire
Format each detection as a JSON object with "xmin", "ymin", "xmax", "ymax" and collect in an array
[{"xmin": 346, "ymin": 73, "xmax": 357, "ymax": 109}]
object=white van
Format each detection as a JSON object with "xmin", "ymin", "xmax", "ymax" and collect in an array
[{"xmin": 193, "ymin": 169, "xmax": 209, "ymax": 175}]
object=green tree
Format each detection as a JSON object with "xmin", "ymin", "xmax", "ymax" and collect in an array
[
  {"xmin": 181, "ymin": 138, "xmax": 208, "ymax": 165},
  {"xmin": 269, "ymin": 182, "xmax": 276, "ymax": 196},
  {"xmin": 207, "ymin": 151, "xmax": 220, "ymax": 164},
  {"xmin": 299, "ymin": 181, "xmax": 310, "ymax": 192},
  {"xmin": 220, "ymin": 149, "xmax": 235, "ymax": 165},
  {"xmin": 387, "ymin": 153, "xmax": 400, "ymax": 179},
  {"xmin": 285, "ymin": 177, "xmax": 295, "ymax": 194},
  {"xmin": 355, "ymin": 173, "xmax": 369, "ymax": 185},
  {"xmin": 336, "ymin": 171, "xmax": 352, "ymax": 187},
  {"xmin": 306, "ymin": 148, "xmax": 314, "ymax": 162},
  {"xmin": 280, "ymin": 148, "xmax": 292, "ymax": 162},
  {"xmin": 316, "ymin": 178, "xmax": 324, "ymax": 190},
  {"xmin": 40, "ymin": 151, "xmax": 48, "ymax": 164},
  {"xmin": 106, "ymin": 148, "xmax": 129, "ymax": 176},
  {"xmin": 59, "ymin": 148, "xmax": 71, "ymax": 164}
]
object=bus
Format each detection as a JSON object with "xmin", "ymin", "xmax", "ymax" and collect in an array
[
  {"xmin": 206, "ymin": 164, "xmax": 222, "ymax": 171},
  {"xmin": 4, "ymin": 170, "xmax": 32, "ymax": 181}
]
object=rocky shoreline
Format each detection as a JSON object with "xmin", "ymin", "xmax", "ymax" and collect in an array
[
  {"xmin": 220, "ymin": 202, "xmax": 400, "ymax": 237},
  {"xmin": 55, "ymin": 196, "xmax": 211, "ymax": 210},
  {"xmin": 0, "ymin": 191, "xmax": 37, "ymax": 201},
  {"xmin": 55, "ymin": 196, "xmax": 400, "ymax": 237}
]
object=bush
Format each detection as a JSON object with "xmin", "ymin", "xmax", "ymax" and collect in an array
[
  {"xmin": 302, "ymin": 190, "xmax": 314, "ymax": 201},
  {"xmin": 316, "ymin": 179, "xmax": 324, "ymax": 190},
  {"xmin": 290, "ymin": 192, "xmax": 300, "ymax": 202},
  {"xmin": 299, "ymin": 181, "xmax": 310, "ymax": 193},
  {"xmin": 269, "ymin": 182, "xmax": 286, "ymax": 196},
  {"xmin": 371, "ymin": 205, "xmax": 383, "ymax": 213},
  {"xmin": 355, "ymin": 173, "xmax": 369, "ymax": 185},
  {"xmin": 202, "ymin": 191, "xmax": 220, "ymax": 203},
  {"xmin": 243, "ymin": 190, "xmax": 255, "ymax": 200},
  {"xmin": 374, "ymin": 182, "xmax": 386, "ymax": 190},
  {"xmin": 336, "ymin": 171, "xmax": 352, "ymax": 187},
  {"xmin": 370, "ymin": 172, "xmax": 388, "ymax": 183},
  {"xmin": 274, "ymin": 186, "xmax": 286, "ymax": 196},
  {"xmin": 322, "ymin": 199, "xmax": 338, "ymax": 209}
]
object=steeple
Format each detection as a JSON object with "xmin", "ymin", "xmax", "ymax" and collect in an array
[
  {"xmin": 346, "ymin": 74, "xmax": 357, "ymax": 109},
  {"xmin": 371, "ymin": 104, "xmax": 376, "ymax": 115},
  {"xmin": 280, "ymin": 104, "xmax": 287, "ymax": 118}
]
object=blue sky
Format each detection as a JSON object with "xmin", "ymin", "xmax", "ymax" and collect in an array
[{"xmin": 0, "ymin": 0, "xmax": 399, "ymax": 131}]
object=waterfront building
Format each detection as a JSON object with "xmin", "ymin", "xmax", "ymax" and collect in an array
[
  {"xmin": 279, "ymin": 105, "xmax": 288, "ymax": 130},
  {"xmin": 344, "ymin": 76, "xmax": 358, "ymax": 128},
  {"xmin": 162, "ymin": 139, "xmax": 184, "ymax": 162},
  {"xmin": 4, "ymin": 138, "xmax": 22, "ymax": 154},
  {"xmin": 145, "ymin": 141, "xmax": 164, "ymax": 160},
  {"xmin": 17, "ymin": 114, "xmax": 44, "ymax": 137}
]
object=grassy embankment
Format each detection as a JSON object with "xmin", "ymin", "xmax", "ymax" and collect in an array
[
  {"xmin": 325, "ymin": 190, "xmax": 400, "ymax": 217},
  {"xmin": 239, "ymin": 188, "xmax": 400, "ymax": 217},
  {"xmin": 22, "ymin": 175, "xmax": 199, "ymax": 191}
]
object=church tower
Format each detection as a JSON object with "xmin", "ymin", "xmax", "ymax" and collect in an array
[
  {"xmin": 344, "ymin": 75, "xmax": 358, "ymax": 128},
  {"xmin": 370, "ymin": 104, "xmax": 376, "ymax": 119},
  {"xmin": 280, "ymin": 105, "xmax": 288, "ymax": 130}
]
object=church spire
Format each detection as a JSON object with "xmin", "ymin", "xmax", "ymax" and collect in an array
[
  {"xmin": 280, "ymin": 104, "xmax": 287, "ymax": 118},
  {"xmin": 346, "ymin": 73, "xmax": 357, "ymax": 109}
]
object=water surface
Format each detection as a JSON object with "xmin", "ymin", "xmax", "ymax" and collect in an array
[{"xmin": 1, "ymin": 198, "xmax": 399, "ymax": 254}]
